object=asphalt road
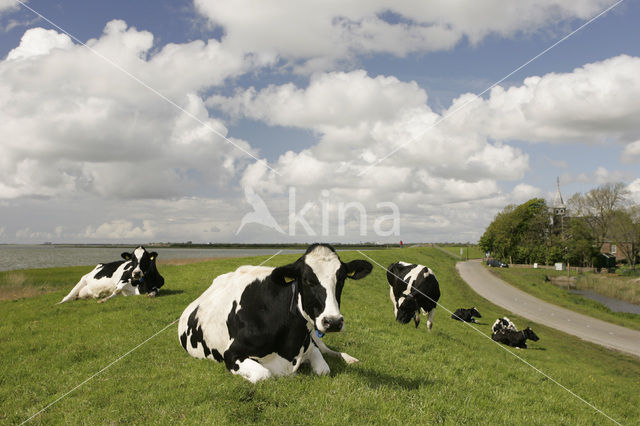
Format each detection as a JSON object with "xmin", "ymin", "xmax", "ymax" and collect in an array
[{"xmin": 456, "ymin": 259, "xmax": 640, "ymax": 359}]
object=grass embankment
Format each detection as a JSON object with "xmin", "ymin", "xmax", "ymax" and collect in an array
[
  {"xmin": 1, "ymin": 247, "xmax": 639, "ymax": 424},
  {"xmin": 436, "ymin": 245, "xmax": 484, "ymax": 259},
  {"xmin": 490, "ymin": 267, "xmax": 640, "ymax": 332}
]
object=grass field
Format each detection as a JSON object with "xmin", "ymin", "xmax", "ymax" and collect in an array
[
  {"xmin": 1, "ymin": 247, "xmax": 639, "ymax": 424},
  {"xmin": 436, "ymin": 245, "xmax": 484, "ymax": 260},
  {"xmin": 489, "ymin": 267, "xmax": 640, "ymax": 332}
]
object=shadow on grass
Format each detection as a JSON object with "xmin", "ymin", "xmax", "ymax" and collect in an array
[
  {"xmin": 327, "ymin": 360, "xmax": 433, "ymax": 390},
  {"xmin": 351, "ymin": 365, "xmax": 434, "ymax": 390},
  {"xmin": 156, "ymin": 289, "xmax": 185, "ymax": 297}
]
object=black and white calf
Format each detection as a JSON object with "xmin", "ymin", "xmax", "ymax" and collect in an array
[
  {"xmin": 491, "ymin": 327, "xmax": 539, "ymax": 349},
  {"xmin": 451, "ymin": 307, "xmax": 482, "ymax": 323},
  {"xmin": 58, "ymin": 246, "xmax": 164, "ymax": 303},
  {"xmin": 387, "ymin": 262, "xmax": 441, "ymax": 330},
  {"xmin": 178, "ymin": 244, "xmax": 372, "ymax": 383},
  {"xmin": 491, "ymin": 317, "xmax": 517, "ymax": 334}
]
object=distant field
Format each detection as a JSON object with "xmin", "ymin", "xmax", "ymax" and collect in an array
[
  {"xmin": 1, "ymin": 247, "xmax": 638, "ymax": 424},
  {"xmin": 489, "ymin": 267, "xmax": 640, "ymax": 332},
  {"xmin": 437, "ymin": 245, "xmax": 484, "ymax": 259}
]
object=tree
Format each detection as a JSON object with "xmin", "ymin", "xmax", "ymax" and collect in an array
[
  {"xmin": 609, "ymin": 206, "xmax": 640, "ymax": 270},
  {"xmin": 479, "ymin": 198, "xmax": 550, "ymax": 264},
  {"xmin": 567, "ymin": 182, "xmax": 629, "ymax": 250},
  {"xmin": 564, "ymin": 217, "xmax": 598, "ymax": 267}
]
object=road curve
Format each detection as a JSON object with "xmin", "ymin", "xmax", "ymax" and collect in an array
[{"xmin": 457, "ymin": 259, "xmax": 640, "ymax": 359}]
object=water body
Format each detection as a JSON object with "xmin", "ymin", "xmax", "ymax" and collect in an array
[
  {"xmin": 569, "ymin": 289, "xmax": 640, "ymax": 315},
  {"xmin": 0, "ymin": 245, "xmax": 304, "ymax": 272}
]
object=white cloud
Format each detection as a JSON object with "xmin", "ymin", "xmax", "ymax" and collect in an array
[
  {"xmin": 214, "ymin": 70, "xmax": 529, "ymax": 209},
  {"xmin": 15, "ymin": 227, "xmax": 53, "ymax": 240},
  {"xmin": 194, "ymin": 0, "xmax": 614, "ymax": 72},
  {"xmin": 510, "ymin": 183, "xmax": 542, "ymax": 203},
  {"xmin": 0, "ymin": 0, "xmax": 20, "ymax": 16},
  {"xmin": 6, "ymin": 27, "xmax": 73, "ymax": 60},
  {"xmin": 622, "ymin": 140, "xmax": 640, "ymax": 163},
  {"xmin": 448, "ymin": 55, "xmax": 640, "ymax": 145},
  {"xmin": 0, "ymin": 21, "xmax": 257, "ymax": 200},
  {"xmin": 628, "ymin": 179, "xmax": 640, "ymax": 204},
  {"xmin": 208, "ymin": 70, "xmax": 427, "ymax": 129},
  {"xmin": 84, "ymin": 219, "xmax": 156, "ymax": 240}
]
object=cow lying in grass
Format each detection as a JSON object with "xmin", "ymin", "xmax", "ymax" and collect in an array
[
  {"xmin": 491, "ymin": 317, "xmax": 517, "ymax": 333},
  {"xmin": 492, "ymin": 327, "xmax": 540, "ymax": 349},
  {"xmin": 58, "ymin": 246, "xmax": 164, "ymax": 303},
  {"xmin": 178, "ymin": 244, "xmax": 372, "ymax": 383},
  {"xmin": 451, "ymin": 307, "xmax": 482, "ymax": 323}
]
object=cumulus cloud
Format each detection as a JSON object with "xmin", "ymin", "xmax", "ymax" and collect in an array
[
  {"xmin": 0, "ymin": 20, "xmax": 257, "ymax": 200},
  {"xmin": 0, "ymin": 0, "xmax": 20, "ymax": 16},
  {"xmin": 194, "ymin": 0, "xmax": 614, "ymax": 72},
  {"xmin": 213, "ymin": 70, "xmax": 529, "ymax": 210},
  {"xmin": 447, "ymin": 55, "xmax": 640, "ymax": 145},
  {"xmin": 628, "ymin": 179, "xmax": 640, "ymax": 204},
  {"xmin": 622, "ymin": 140, "xmax": 640, "ymax": 163},
  {"xmin": 84, "ymin": 219, "xmax": 156, "ymax": 240}
]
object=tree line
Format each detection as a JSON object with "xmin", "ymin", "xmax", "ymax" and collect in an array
[{"xmin": 479, "ymin": 183, "xmax": 640, "ymax": 269}]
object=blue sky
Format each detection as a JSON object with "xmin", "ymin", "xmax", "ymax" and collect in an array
[{"xmin": 1, "ymin": 0, "xmax": 639, "ymax": 244}]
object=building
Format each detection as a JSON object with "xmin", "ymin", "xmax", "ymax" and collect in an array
[{"xmin": 550, "ymin": 177, "xmax": 567, "ymax": 238}]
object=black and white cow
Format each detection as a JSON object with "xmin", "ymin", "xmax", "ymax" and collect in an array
[
  {"xmin": 491, "ymin": 317, "xmax": 517, "ymax": 334},
  {"xmin": 178, "ymin": 244, "xmax": 372, "ymax": 383},
  {"xmin": 58, "ymin": 246, "xmax": 164, "ymax": 304},
  {"xmin": 491, "ymin": 327, "xmax": 539, "ymax": 349},
  {"xmin": 387, "ymin": 262, "xmax": 440, "ymax": 330},
  {"xmin": 451, "ymin": 307, "xmax": 482, "ymax": 323}
]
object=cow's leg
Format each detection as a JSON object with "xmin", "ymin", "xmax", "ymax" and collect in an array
[
  {"xmin": 307, "ymin": 344, "xmax": 330, "ymax": 376},
  {"xmin": 97, "ymin": 291, "xmax": 118, "ymax": 303},
  {"xmin": 58, "ymin": 277, "xmax": 88, "ymax": 304},
  {"xmin": 232, "ymin": 358, "xmax": 272, "ymax": 383},
  {"xmin": 413, "ymin": 310, "xmax": 420, "ymax": 328},
  {"xmin": 389, "ymin": 286, "xmax": 398, "ymax": 317},
  {"xmin": 426, "ymin": 308, "xmax": 436, "ymax": 331},
  {"xmin": 98, "ymin": 280, "xmax": 132, "ymax": 303},
  {"xmin": 311, "ymin": 333, "xmax": 358, "ymax": 364}
]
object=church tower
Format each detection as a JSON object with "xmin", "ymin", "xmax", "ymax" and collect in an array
[
  {"xmin": 553, "ymin": 177, "xmax": 566, "ymax": 217},
  {"xmin": 551, "ymin": 177, "xmax": 566, "ymax": 237}
]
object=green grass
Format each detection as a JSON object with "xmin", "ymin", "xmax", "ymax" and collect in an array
[
  {"xmin": 1, "ymin": 247, "xmax": 639, "ymax": 424},
  {"xmin": 576, "ymin": 273, "xmax": 640, "ymax": 305},
  {"xmin": 436, "ymin": 245, "xmax": 484, "ymax": 259},
  {"xmin": 489, "ymin": 266, "xmax": 640, "ymax": 332}
]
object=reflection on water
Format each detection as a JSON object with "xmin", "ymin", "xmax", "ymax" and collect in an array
[
  {"xmin": 569, "ymin": 289, "xmax": 640, "ymax": 315},
  {"xmin": 0, "ymin": 245, "xmax": 303, "ymax": 272}
]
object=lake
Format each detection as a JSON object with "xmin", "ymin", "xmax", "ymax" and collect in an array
[{"xmin": 0, "ymin": 245, "xmax": 304, "ymax": 272}]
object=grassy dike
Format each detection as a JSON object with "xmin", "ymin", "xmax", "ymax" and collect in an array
[{"xmin": 1, "ymin": 247, "xmax": 639, "ymax": 424}]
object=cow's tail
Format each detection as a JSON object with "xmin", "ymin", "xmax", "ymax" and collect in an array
[{"xmin": 57, "ymin": 277, "xmax": 86, "ymax": 304}]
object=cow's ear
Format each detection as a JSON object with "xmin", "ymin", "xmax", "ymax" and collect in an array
[
  {"xmin": 345, "ymin": 260, "xmax": 373, "ymax": 280},
  {"xmin": 121, "ymin": 252, "xmax": 132, "ymax": 260},
  {"xmin": 149, "ymin": 252, "xmax": 158, "ymax": 261},
  {"xmin": 272, "ymin": 263, "xmax": 298, "ymax": 285}
]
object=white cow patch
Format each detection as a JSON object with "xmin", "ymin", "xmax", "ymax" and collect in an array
[{"xmin": 304, "ymin": 245, "xmax": 342, "ymax": 332}]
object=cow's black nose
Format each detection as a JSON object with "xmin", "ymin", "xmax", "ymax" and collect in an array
[{"xmin": 322, "ymin": 316, "xmax": 344, "ymax": 332}]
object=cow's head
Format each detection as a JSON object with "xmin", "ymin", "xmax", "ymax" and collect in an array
[
  {"xmin": 121, "ymin": 246, "xmax": 159, "ymax": 284},
  {"xmin": 394, "ymin": 268, "xmax": 436, "ymax": 326},
  {"xmin": 396, "ymin": 292, "xmax": 419, "ymax": 325},
  {"xmin": 470, "ymin": 307, "xmax": 482, "ymax": 318},
  {"xmin": 272, "ymin": 244, "xmax": 372, "ymax": 334},
  {"xmin": 523, "ymin": 327, "xmax": 539, "ymax": 342}
]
